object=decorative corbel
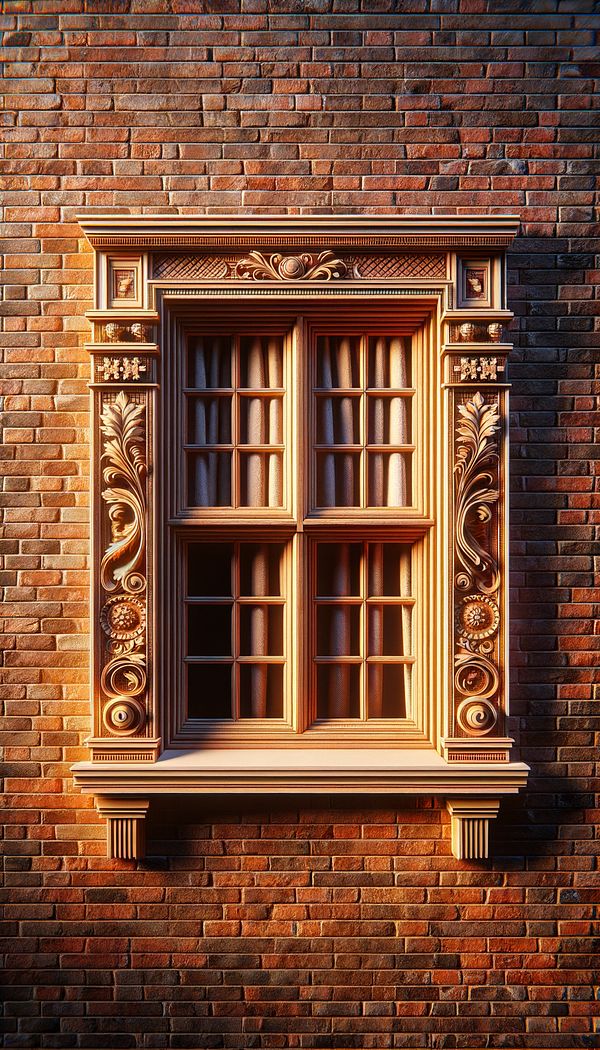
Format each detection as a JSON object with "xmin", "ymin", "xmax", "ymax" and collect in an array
[
  {"xmin": 446, "ymin": 799, "xmax": 500, "ymax": 860},
  {"xmin": 95, "ymin": 796, "xmax": 150, "ymax": 860}
]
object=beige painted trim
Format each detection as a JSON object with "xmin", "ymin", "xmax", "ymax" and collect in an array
[{"xmin": 76, "ymin": 214, "xmax": 527, "ymax": 860}]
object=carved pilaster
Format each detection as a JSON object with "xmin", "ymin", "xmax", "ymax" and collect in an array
[
  {"xmin": 88, "ymin": 362, "xmax": 160, "ymax": 762},
  {"xmin": 444, "ymin": 381, "xmax": 510, "ymax": 763}
]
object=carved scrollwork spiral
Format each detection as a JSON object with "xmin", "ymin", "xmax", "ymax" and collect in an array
[
  {"xmin": 235, "ymin": 250, "xmax": 348, "ymax": 282},
  {"xmin": 454, "ymin": 645, "xmax": 499, "ymax": 701},
  {"xmin": 456, "ymin": 697, "xmax": 497, "ymax": 736},
  {"xmin": 101, "ymin": 654, "xmax": 147, "ymax": 701},
  {"xmin": 102, "ymin": 695, "xmax": 146, "ymax": 735}
]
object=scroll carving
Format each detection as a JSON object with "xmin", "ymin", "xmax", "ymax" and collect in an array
[
  {"xmin": 99, "ymin": 391, "xmax": 148, "ymax": 735},
  {"xmin": 453, "ymin": 391, "xmax": 501, "ymax": 736},
  {"xmin": 235, "ymin": 250, "xmax": 348, "ymax": 282}
]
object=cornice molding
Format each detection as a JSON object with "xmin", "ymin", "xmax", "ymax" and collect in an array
[{"xmin": 78, "ymin": 213, "xmax": 520, "ymax": 250}]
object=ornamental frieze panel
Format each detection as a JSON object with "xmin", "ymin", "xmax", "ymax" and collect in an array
[
  {"xmin": 152, "ymin": 251, "xmax": 447, "ymax": 282},
  {"xmin": 452, "ymin": 356, "xmax": 505, "ymax": 382},
  {"xmin": 452, "ymin": 390, "xmax": 503, "ymax": 739},
  {"xmin": 98, "ymin": 322, "xmax": 154, "ymax": 344}
]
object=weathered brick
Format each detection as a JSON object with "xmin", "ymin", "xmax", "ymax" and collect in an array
[{"xmin": 1, "ymin": 3, "xmax": 597, "ymax": 1046}]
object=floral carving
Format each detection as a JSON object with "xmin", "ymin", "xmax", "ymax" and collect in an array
[
  {"xmin": 99, "ymin": 392, "xmax": 148, "ymax": 734},
  {"xmin": 454, "ymin": 356, "xmax": 502, "ymax": 382},
  {"xmin": 235, "ymin": 250, "xmax": 348, "ymax": 282},
  {"xmin": 453, "ymin": 391, "xmax": 502, "ymax": 737},
  {"xmin": 458, "ymin": 594, "xmax": 499, "ymax": 641},
  {"xmin": 98, "ymin": 356, "xmax": 148, "ymax": 382}
]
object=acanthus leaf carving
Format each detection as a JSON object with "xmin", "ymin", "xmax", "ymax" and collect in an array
[
  {"xmin": 453, "ymin": 391, "xmax": 502, "ymax": 738},
  {"xmin": 100, "ymin": 391, "xmax": 146, "ymax": 594},
  {"xmin": 454, "ymin": 391, "xmax": 500, "ymax": 597},
  {"xmin": 235, "ymin": 250, "xmax": 348, "ymax": 282}
]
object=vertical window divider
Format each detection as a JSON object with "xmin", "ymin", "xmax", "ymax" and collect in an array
[
  {"xmin": 293, "ymin": 317, "xmax": 306, "ymax": 732},
  {"xmin": 232, "ymin": 335, "xmax": 239, "ymax": 511},
  {"xmin": 232, "ymin": 539, "xmax": 239, "ymax": 720},
  {"xmin": 360, "ymin": 333, "xmax": 367, "ymax": 511},
  {"xmin": 360, "ymin": 540, "xmax": 368, "ymax": 721}
]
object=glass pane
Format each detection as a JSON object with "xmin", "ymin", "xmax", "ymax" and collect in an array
[
  {"xmin": 239, "ymin": 452, "xmax": 283, "ymax": 508},
  {"xmin": 239, "ymin": 395, "xmax": 283, "ymax": 445},
  {"xmin": 316, "ymin": 451, "xmax": 360, "ymax": 507},
  {"xmin": 240, "ymin": 335, "xmax": 283, "ymax": 388},
  {"xmin": 187, "ymin": 396, "xmax": 231, "ymax": 445},
  {"xmin": 367, "ymin": 395, "xmax": 411, "ymax": 446},
  {"xmin": 188, "ymin": 604, "xmax": 232, "ymax": 657},
  {"xmin": 367, "ymin": 452, "xmax": 411, "ymax": 507},
  {"xmin": 187, "ymin": 664, "xmax": 232, "ymax": 719},
  {"xmin": 188, "ymin": 543, "xmax": 233, "ymax": 597},
  {"xmin": 317, "ymin": 543, "xmax": 361, "ymax": 597},
  {"xmin": 188, "ymin": 336, "xmax": 231, "ymax": 388},
  {"xmin": 368, "ymin": 664, "xmax": 408, "ymax": 719},
  {"xmin": 240, "ymin": 605, "xmax": 284, "ymax": 656},
  {"xmin": 316, "ymin": 396, "xmax": 360, "ymax": 445},
  {"xmin": 317, "ymin": 606, "xmax": 360, "ymax": 657},
  {"xmin": 187, "ymin": 451, "xmax": 232, "ymax": 507},
  {"xmin": 368, "ymin": 544, "xmax": 412, "ymax": 597},
  {"xmin": 368, "ymin": 336, "xmax": 411, "ymax": 388},
  {"xmin": 316, "ymin": 335, "xmax": 360, "ymax": 388},
  {"xmin": 317, "ymin": 665, "xmax": 360, "ymax": 719},
  {"xmin": 368, "ymin": 605, "xmax": 409, "ymax": 657},
  {"xmin": 239, "ymin": 665, "xmax": 283, "ymax": 719},
  {"xmin": 240, "ymin": 543, "xmax": 284, "ymax": 597}
]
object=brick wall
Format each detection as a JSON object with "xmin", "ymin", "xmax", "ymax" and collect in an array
[{"xmin": 1, "ymin": 2, "xmax": 598, "ymax": 1046}]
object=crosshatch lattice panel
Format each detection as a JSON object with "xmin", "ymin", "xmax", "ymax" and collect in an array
[{"xmin": 152, "ymin": 252, "xmax": 447, "ymax": 281}]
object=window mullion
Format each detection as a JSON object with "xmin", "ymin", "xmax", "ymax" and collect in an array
[{"xmin": 293, "ymin": 317, "xmax": 306, "ymax": 732}]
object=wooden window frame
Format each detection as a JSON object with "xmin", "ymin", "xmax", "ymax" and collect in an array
[{"xmin": 73, "ymin": 215, "xmax": 528, "ymax": 859}]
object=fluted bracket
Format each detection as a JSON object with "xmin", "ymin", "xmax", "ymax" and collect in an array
[
  {"xmin": 95, "ymin": 796, "xmax": 149, "ymax": 859},
  {"xmin": 446, "ymin": 798, "xmax": 500, "ymax": 860}
]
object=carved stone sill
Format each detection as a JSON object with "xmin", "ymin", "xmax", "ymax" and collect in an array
[{"xmin": 74, "ymin": 750, "xmax": 528, "ymax": 860}]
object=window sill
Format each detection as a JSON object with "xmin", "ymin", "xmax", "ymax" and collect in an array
[
  {"xmin": 72, "ymin": 747, "xmax": 529, "ymax": 794},
  {"xmin": 73, "ymin": 749, "xmax": 528, "ymax": 862}
]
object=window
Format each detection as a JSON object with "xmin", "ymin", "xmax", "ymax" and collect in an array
[
  {"xmin": 74, "ymin": 215, "xmax": 528, "ymax": 859},
  {"xmin": 166, "ymin": 312, "xmax": 425, "ymax": 744}
]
